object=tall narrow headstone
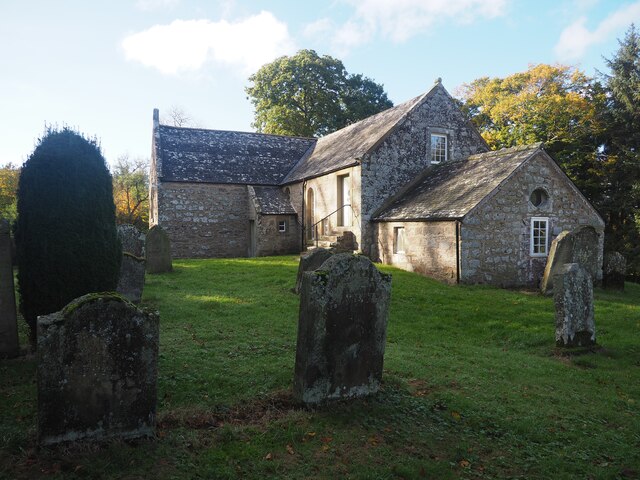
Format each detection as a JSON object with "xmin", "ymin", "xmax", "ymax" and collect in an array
[
  {"xmin": 0, "ymin": 219, "xmax": 19, "ymax": 358},
  {"xmin": 294, "ymin": 248, "xmax": 334, "ymax": 294},
  {"xmin": 37, "ymin": 293, "xmax": 159, "ymax": 446},
  {"xmin": 553, "ymin": 263, "xmax": 596, "ymax": 347},
  {"xmin": 145, "ymin": 225, "xmax": 172, "ymax": 274},
  {"xmin": 541, "ymin": 225, "xmax": 600, "ymax": 294},
  {"xmin": 294, "ymin": 253, "xmax": 392, "ymax": 404},
  {"xmin": 116, "ymin": 225, "xmax": 146, "ymax": 303},
  {"xmin": 603, "ymin": 252, "xmax": 626, "ymax": 291}
]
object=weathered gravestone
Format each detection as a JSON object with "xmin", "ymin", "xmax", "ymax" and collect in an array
[
  {"xmin": 603, "ymin": 252, "xmax": 626, "ymax": 291},
  {"xmin": 37, "ymin": 293, "xmax": 159, "ymax": 446},
  {"xmin": 553, "ymin": 263, "xmax": 596, "ymax": 348},
  {"xmin": 117, "ymin": 224, "xmax": 146, "ymax": 258},
  {"xmin": 294, "ymin": 248, "xmax": 334, "ymax": 294},
  {"xmin": 0, "ymin": 219, "xmax": 19, "ymax": 358},
  {"xmin": 294, "ymin": 253, "xmax": 392, "ymax": 405},
  {"xmin": 541, "ymin": 225, "xmax": 600, "ymax": 295},
  {"xmin": 145, "ymin": 225, "xmax": 172, "ymax": 274},
  {"xmin": 332, "ymin": 231, "xmax": 358, "ymax": 252},
  {"xmin": 116, "ymin": 225, "xmax": 146, "ymax": 303}
]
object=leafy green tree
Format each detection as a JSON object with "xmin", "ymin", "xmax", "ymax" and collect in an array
[
  {"xmin": 600, "ymin": 24, "xmax": 640, "ymax": 278},
  {"xmin": 112, "ymin": 155, "xmax": 150, "ymax": 230},
  {"xmin": 15, "ymin": 127, "xmax": 121, "ymax": 342},
  {"xmin": 246, "ymin": 49, "xmax": 393, "ymax": 137},
  {"xmin": 0, "ymin": 163, "xmax": 20, "ymax": 223}
]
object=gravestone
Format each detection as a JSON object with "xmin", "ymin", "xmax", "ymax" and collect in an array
[
  {"xmin": 117, "ymin": 224, "xmax": 146, "ymax": 258},
  {"xmin": 0, "ymin": 219, "xmax": 19, "ymax": 358},
  {"xmin": 553, "ymin": 263, "xmax": 596, "ymax": 347},
  {"xmin": 603, "ymin": 252, "xmax": 626, "ymax": 291},
  {"xmin": 116, "ymin": 225, "xmax": 146, "ymax": 303},
  {"xmin": 541, "ymin": 226, "xmax": 600, "ymax": 295},
  {"xmin": 294, "ymin": 248, "xmax": 334, "ymax": 294},
  {"xmin": 332, "ymin": 231, "xmax": 358, "ymax": 252},
  {"xmin": 37, "ymin": 293, "xmax": 159, "ymax": 446},
  {"xmin": 146, "ymin": 225, "xmax": 172, "ymax": 274},
  {"xmin": 294, "ymin": 253, "xmax": 392, "ymax": 405},
  {"xmin": 116, "ymin": 253, "xmax": 146, "ymax": 304}
]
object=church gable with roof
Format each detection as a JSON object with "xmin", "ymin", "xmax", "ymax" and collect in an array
[{"xmin": 149, "ymin": 80, "xmax": 604, "ymax": 287}]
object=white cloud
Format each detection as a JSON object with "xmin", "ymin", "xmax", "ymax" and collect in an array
[
  {"xmin": 121, "ymin": 11, "xmax": 295, "ymax": 75},
  {"xmin": 305, "ymin": 0, "xmax": 508, "ymax": 53},
  {"xmin": 555, "ymin": 1, "xmax": 640, "ymax": 60}
]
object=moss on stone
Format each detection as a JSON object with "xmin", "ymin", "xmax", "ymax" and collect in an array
[{"xmin": 62, "ymin": 292, "xmax": 134, "ymax": 317}]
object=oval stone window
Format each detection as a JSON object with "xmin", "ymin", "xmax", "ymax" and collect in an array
[{"xmin": 530, "ymin": 188, "xmax": 548, "ymax": 207}]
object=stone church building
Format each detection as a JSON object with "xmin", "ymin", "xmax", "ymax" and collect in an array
[{"xmin": 149, "ymin": 80, "xmax": 604, "ymax": 287}]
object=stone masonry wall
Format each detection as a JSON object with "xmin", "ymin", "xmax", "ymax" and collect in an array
[
  {"xmin": 361, "ymin": 85, "xmax": 488, "ymax": 258},
  {"xmin": 377, "ymin": 220, "xmax": 458, "ymax": 283},
  {"xmin": 288, "ymin": 166, "xmax": 362, "ymax": 246},
  {"xmin": 254, "ymin": 214, "xmax": 300, "ymax": 256},
  {"xmin": 460, "ymin": 152, "xmax": 605, "ymax": 287},
  {"xmin": 158, "ymin": 182, "xmax": 249, "ymax": 258}
]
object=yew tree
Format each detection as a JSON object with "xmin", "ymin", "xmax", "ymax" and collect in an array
[{"xmin": 15, "ymin": 127, "xmax": 121, "ymax": 342}]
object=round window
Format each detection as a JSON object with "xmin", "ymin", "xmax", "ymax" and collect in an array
[{"xmin": 530, "ymin": 188, "xmax": 548, "ymax": 207}]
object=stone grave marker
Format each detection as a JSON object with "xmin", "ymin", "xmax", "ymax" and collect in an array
[
  {"xmin": 37, "ymin": 293, "xmax": 159, "ymax": 446},
  {"xmin": 116, "ymin": 225, "xmax": 146, "ymax": 303},
  {"xmin": 146, "ymin": 225, "xmax": 172, "ymax": 274},
  {"xmin": 0, "ymin": 219, "xmax": 19, "ymax": 358},
  {"xmin": 553, "ymin": 263, "xmax": 596, "ymax": 347},
  {"xmin": 118, "ymin": 224, "xmax": 146, "ymax": 258},
  {"xmin": 541, "ymin": 225, "xmax": 600, "ymax": 294},
  {"xmin": 294, "ymin": 248, "xmax": 334, "ymax": 294},
  {"xmin": 294, "ymin": 253, "xmax": 392, "ymax": 405},
  {"xmin": 603, "ymin": 252, "xmax": 626, "ymax": 291},
  {"xmin": 332, "ymin": 231, "xmax": 358, "ymax": 252}
]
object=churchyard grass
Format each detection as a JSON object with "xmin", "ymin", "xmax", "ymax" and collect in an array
[{"xmin": 1, "ymin": 256, "xmax": 639, "ymax": 479}]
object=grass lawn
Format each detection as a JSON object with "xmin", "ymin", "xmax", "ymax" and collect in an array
[{"xmin": 1, "ymin": 255, "xmax": 639, "ymax": 479}]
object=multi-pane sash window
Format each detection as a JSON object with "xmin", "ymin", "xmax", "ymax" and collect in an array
[
  {"xmin": 394, "ymin": 227, "xmax": 406, "ymax": 254},
  {"xmin": 430, "ymin": 134, "xmax": 447, "ymax": 163},
  {"xmin": 530, "ymin": 217, "xmax": 549, "ymax": 256},
  {"xmin": 278, "ymin": 220, "xmax": 286, "ymax": 232}
]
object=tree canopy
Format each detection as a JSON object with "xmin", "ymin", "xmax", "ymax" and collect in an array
[
  {"xmin": 112, "ymin": 155, "xmax": 150, "ymax": 231},
  {"xmin": 0, "ymin": 163, "xmax": 19, "ymax": 223},
  {"xmin": 15, "ymin": 127, "xmax": 121, "ymax": 342},
  {"xmin": 246, "ymin": 50, "xmax": 393, "ymax": 137}
]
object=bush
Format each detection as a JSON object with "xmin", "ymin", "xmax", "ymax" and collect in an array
[{"xmin": 15, "ymin": 127, "xmax": 121, "ymax": 342}]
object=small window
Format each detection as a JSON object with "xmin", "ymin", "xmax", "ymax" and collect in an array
[
  {"xmin": 430, "ymin": 134, "xmax": 447, "ymax": 164},
  {"xmin": 530, "ymin": 217, "xmax": 549, "ymax": 256},
  {"xmin": 530, "ymin": 188, "xmax": 548, "ymax": 207},
  {"xmin": 394, "ymin": 227, "xmax": 406, "ymax": 254},
  {"xmin": 278, "ymin": 220, "xmax": 287, "ymax": 233}
]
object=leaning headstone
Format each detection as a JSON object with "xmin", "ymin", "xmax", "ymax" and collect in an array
[
  {"xmin": 553, "ymin": 263, "xmax": 596, "ymax": 348},
  {"xmin": 0, "ymin": 219, "xmax": 19, "ymax": 358},
  {"xmin": 117, "ymin": 224, "xmax": 146, "ymax": 258},
  {"xmin": 294, "ymin": 248, "xmax": 334, "ymax": 294},
  {"xmin": 541, "ymin": 226, "xmax": 600, "ymax": 294},
  {"xmin": 37, "ymin": 293, "xmax": 159, "ymax": 446},
  {"xmin": 116, "ymin": 253, "xmax": 146, "ymax": 303},
  {"xmin": 146, "ymin": 225, "xmax": 172, "ymax": 274},
  {"xmin": 603, "ymin": 252, "xmax": 626, "ymax": 291},
  {"xmin": 294, "ymin": 253, "xmax": 392, "ymax": 405}
]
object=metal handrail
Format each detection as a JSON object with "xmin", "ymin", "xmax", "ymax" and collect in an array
[{"xmin": 310, "ymin": 204, "xmax": 352, "ymax": 248}]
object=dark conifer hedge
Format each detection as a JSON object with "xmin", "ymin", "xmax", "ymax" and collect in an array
[{"xmin": 15, "ymin": 127, "xmax": 122, "ymax": 342}]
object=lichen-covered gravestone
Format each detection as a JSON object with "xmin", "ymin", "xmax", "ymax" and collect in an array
[
  {"xmin": 37, "ymin": 293, "xmax": 159, "ymax": 446},
  {"xmin": 332, "ymin": 231, "xmax": 358, "ymax": 252},
  {"xmin": 0, "ymin": 219, "xmax": 19, "ymax": 358},
  {"xmin": 116, "ymin": 225, "xmax": 146, "ymax": 303},
  {"xmin": 553, "ymin": 263, "xmax": 596, "ymax": 347},
  {"xmin": 294, "ymin": 253, "xmax": 392, "ymax": 404},
  {"xmin": 603, "ymin": 252, "xmax": 626, "ymax": 291},
  {"xmin": 145, "ymin": 225, "xmax": 172, "ymax": 274},
  {"xmin": 541, "ymin": 225, "xmax": 600, "ymax": 294},
  {"xmin": 294, "ymin": 248, "xmax": 334, "ymax": 294}
]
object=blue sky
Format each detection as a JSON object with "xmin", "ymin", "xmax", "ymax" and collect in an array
[{"xmin": 1, "ymin": 0, "xmax": 639, "ymax": 167}]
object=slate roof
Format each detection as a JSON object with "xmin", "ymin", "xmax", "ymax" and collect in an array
[
  {"xmin": 374, "ymin": 143, "xmax": 544, "ymax": 221},
  {"xmin": 157, "ymin": 125, "xmax": 316, "ymax": 185},
  {"xmin": 282, "ymin": 89, "xmax": 433, "ymax": 183},
  {"xmin": 248, "ymin": 186, "xmax": 297, "ymax": 215}
]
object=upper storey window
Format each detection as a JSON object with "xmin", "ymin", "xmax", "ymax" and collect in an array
[{"xmin": 430, "ymin": 134, "xmax": 447, "ymax": 164}]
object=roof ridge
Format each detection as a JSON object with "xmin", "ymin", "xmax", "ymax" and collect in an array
[
  {"xmin": 470, "ymin": 142, "xmax": 544, "ymax": 159},
  {"xmin": 158, "ymin": 124, "xmax": 316, "ymax": 141}
]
